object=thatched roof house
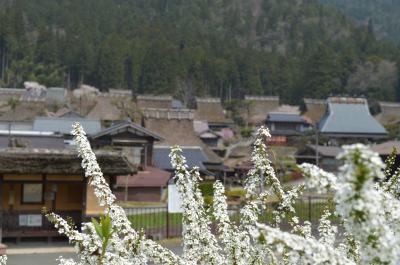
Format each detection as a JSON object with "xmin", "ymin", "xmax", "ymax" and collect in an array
[
  {"xmin": 303, "ymin": 98, "xmax": 327, "ymax": 125},
  {"xmin": 0, "ymin": 102, "xmax": 47, "ymax": 122},
  {"xmin": 193, "ymin": 97, "xmax": 233, "ymax": 128},
  {"xmin": 243, "ymin": 95, "xmax": 280, "ymax": 126},
  {"xmin": 375, "ymin": 101, "xmax": 400, "ymax": 126},
  {"xmin": 144, "ymin": 109, "xmax": 223, "ymax": 173},
  {"xmin": 137, "ymin": 95, "xmax": 173, "ymax": 109},
  {"xmin": 0, "ymin": 148, "xmax": 136, "ymax": 175},
  {"xmin": 87, "ymin": 95, "xmax": 124, "ymax": 122}
]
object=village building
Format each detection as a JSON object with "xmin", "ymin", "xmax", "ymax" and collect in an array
[
  {"xmin": 318, "ymin": 97, "xmax": 388, "ymax": 142},
  {"xmin": 32, "ymin": 116, "xmax": 102, "ymax": 141},
  {"xmin": 296, "ymin": 145, "xmax": 343, "ymax": 173},
  {"xmin": 193, "ymin": 97, "xmax": 234, "ymax": 132},
  {"xmin": 375, "ymin": 101, "xmax": 400, "ymax": 126},
  {"xmin": 302, "ymin": 98, "xmax": 327, "ymax": 125},
  {"xmin": 243, "ymin": 95, "xmax": 280, "ymax": 126},
  {"xmin": 136, "ymin": 95, "xmax": 173, "ymax": 110},
  {"xmin": 265, "ymin": 112, "xmax": 311, "ymax": 145},
  {"xmin": 144, "ymin": 108, "xmax": 226, "ymax": 178},
  {"xmin": 0, "ymin": 148, "xmax": 135, "ymax": 241},
  {"xmin": 90, "ymin": 120, "xmax": 170, "ymax": 202}
]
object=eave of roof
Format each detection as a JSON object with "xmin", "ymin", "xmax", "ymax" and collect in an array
[
  {"xmin": 92, "ymin": 120, "xmax": 163, "ymax": 141},
  {"xmin": 0, "ymin": 148, "xmax": 136, "ymax": 175}
]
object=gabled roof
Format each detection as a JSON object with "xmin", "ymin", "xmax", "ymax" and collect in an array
[
  {"xmin": 318, "ymin": 97, "xmax": 387, "ymax": 137},
  {"xmin": 33, "ymin": 117, "xmax": 101, "ymax": 135},
  {"xmin": 153, "ymin": 146, "xmax": 209, "ymax": 170},
  {"xmin": 92, "ymin": 120, "xmax": 162, "ymax": 141},
  {"xmin": 267, "ymin": 113, "xmax": 307, "ymax": 123}
]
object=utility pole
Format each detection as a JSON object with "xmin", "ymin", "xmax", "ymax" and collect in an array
[{"xmin": 315, "ymin": 123, "xmax": 319, "ymax": 167}]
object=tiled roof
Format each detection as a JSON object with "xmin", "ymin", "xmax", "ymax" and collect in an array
[
  {"xmin": 33, "ymin": 117, "xmax": 101, "ymax": 135},
  {"xmin": 267, "ymin": 113, "xmax": 307, "ymax": 123},
  {"xmin": 153, "ymin": 146, "xmax": 209, "ymax": 170},
  {"xmin": 318, "ymin": 97, "xmax": 387, "ymax": 137}
]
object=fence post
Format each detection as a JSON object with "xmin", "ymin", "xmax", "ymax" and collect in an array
[
  {"xmin": 308, "ymin": 196, "xmax": 312, "ymax": 222},
  {"xmin": 166, "ymin": 205, "xmax": 169, "ymax": 238}
]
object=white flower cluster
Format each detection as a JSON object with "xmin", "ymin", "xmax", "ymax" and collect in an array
[
  {"xmin": 0, "ymin": 255, "xmax": 6, "ymax": 265},
  {"xmin": 1, "ymin": 124, "xmax": 399, "ymax": 265},
  {"xmin": 294, "ymin": 143, "xmax": 400, "ymax": 265},
  {"xmin": 43, "ymin": 123, "xmax": 183, "ymax": 265}
]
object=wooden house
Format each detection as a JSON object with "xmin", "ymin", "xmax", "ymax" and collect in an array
[
  {"xmin": 0, "ymin": 148, "xmax": 135, "ymax": 241},
  {"xmin": 90, "ymin": 120, "xmax": 171, "ymax": 202},
  {"xmin": 243, "ymin": 95, "xmax": 280, "ymax": 126}
]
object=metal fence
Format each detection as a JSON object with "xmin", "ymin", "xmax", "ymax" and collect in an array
[{"xmin": 124, "ymin": 195, "xmax": 335, "ymax": 239}]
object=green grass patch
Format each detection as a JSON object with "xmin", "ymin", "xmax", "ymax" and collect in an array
[{"xmin": 128, "ymin": 212, "xmax": 182, "ymax": 230}]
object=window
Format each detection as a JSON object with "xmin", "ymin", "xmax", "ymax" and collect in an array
[{"xmin": 22, "ymin": 183, "xmax": 43, "ymax": 204}]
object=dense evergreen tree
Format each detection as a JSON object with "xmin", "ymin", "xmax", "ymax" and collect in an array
[{"xmin": 0, "ymin": 0, "xmax": 399, "ymax": 103}]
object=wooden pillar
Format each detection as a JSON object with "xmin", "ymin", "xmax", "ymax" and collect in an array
[{"xmin": 82, "ymin": 177, "xmax": 87, "ymax": 222}]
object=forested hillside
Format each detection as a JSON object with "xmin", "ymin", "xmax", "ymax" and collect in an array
[
  {"xmin": 320, "ymin": 0, "xmax": 400, "ymax": 43},
  {"xmin": 1, "ymin": 0, "xmax": 400, "ymax": 103}
]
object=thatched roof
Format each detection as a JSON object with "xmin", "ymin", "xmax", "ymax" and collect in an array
[
  {"xmin": 244, "ymin": 95, "xmax": 280, "ymax": 125},
  {"xmin": 303, "ymin": 98, "xmax": 327, "ymax": 125},
  {"xmin": 194, "ymin": 97, "xmax": 232, "ymax": 124},
  {"xmin": 0, "ymin": 102, "xmax": 47, "ymax": 122},
  {"xmin": 0, "ymin": 148, "xmax": 136, "ymax": 175},
  {"xmin": 116, "ymin": 166, "xmax": 170, "ymax": 187},
  {"xmin": 145, "ymin": 116, "xmax": 222, "ymax": 163},
  {"xmin": 375, "ymin": 101, "xmax": 400, "ymax": 126},
  {"xmin": 137, "ymin": 95, "xmax": 172, "ymax": 109},
  {"xmin": 87, "ymin": 95, "xmax": 123, "ymax": 121}
]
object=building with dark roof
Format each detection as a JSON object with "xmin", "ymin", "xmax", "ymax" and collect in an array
[
  {"xmin": 91, "ymin": 120, "xmax": 162, "ymax": 167},
  {"xmin": 33, "ymin": 116, "xmax": 102, "ymax": 136},
  {"xmin": 153, "ymin": 146, "xmax": 210, "ymax": 172},
  {"xmin": 318, "ymin": 97, "xmax": 387, "ymax": 139},
  {"xmin": 0, "ymin": 148, "xmax": 135, "ymax": 240},
  {"xmin": 296, "ymin": 145, "xmax": 343, "ymax": 172},
  {"xmin": 266, "ymin": 112, "xmax": 311, "ymax": 136}
]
